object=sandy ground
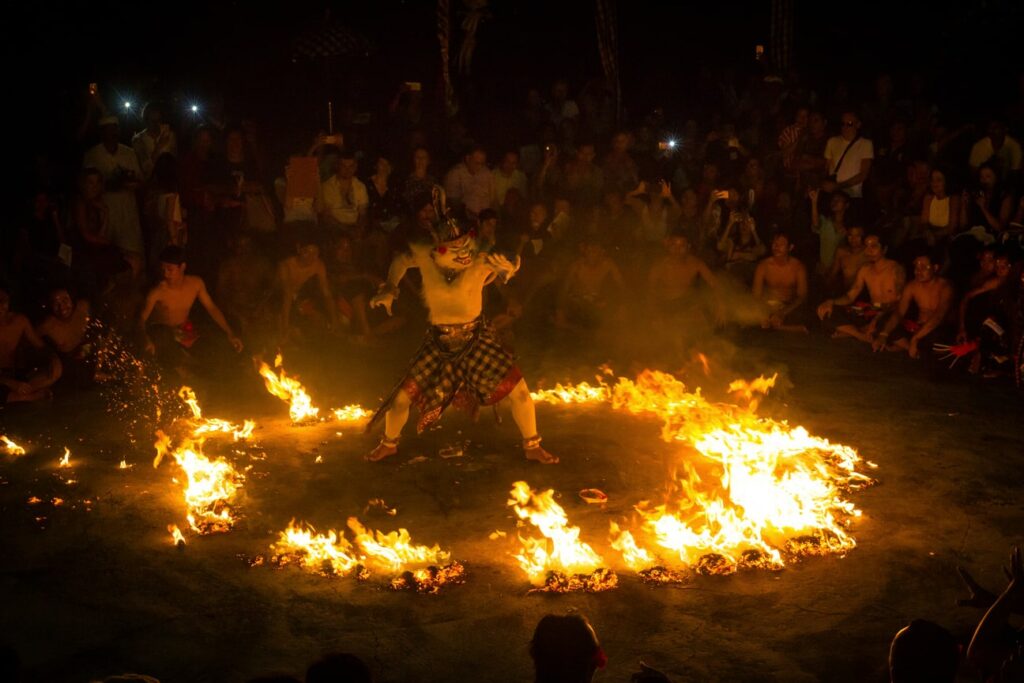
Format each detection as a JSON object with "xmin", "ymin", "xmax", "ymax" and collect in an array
[{"xmin": 0, "ymin": 327, "xmax": 1022, "ymax": 683}]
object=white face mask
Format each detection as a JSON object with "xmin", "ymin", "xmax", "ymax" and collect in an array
[{"xmin": 433, "ymin": 236, "xmax": 477, "ymax": 270}]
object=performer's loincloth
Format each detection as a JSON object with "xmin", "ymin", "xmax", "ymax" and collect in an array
[{"xmin": 369, "ymin": 317, "xmax": 522, "ymax": 433}]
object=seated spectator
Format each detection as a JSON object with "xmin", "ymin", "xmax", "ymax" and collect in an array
[
  {"xmin": 874, "ymin": 253, "xmax": 954, "ymax": 358},
  {"xmin": 530, "ymin": 613, "xmax": 605, "ymax": 683},
  {"xmin": 517, "ymin": 201, "xmax": 552, "ymax": 263},
  {"xmin": 215, "ymin": 233, "xmax": 274, "ymax": 344},
  {"xmin": 778, "ymin": 105, "xmax": 810, "ymax": 177},
  {"xmin": 328, "ymin": 235, "xmax": 400, "ymax": 342},
  {"xmin": 958, "ymin": 252, "xmax": 1014, "ymax": 375},
  {"xmin": 889, "ymin": 619, "xmax": 959, "ymax": 683},
  {"xmin": 714, "ymin": 192, "xmax": 764, "ymax": 279},
  {"xmin": 547, "ymin": 79, "xmax": 580, "ymax": 126},
  {"xmin": 555, "ymin": 239, "xmax": 624, "ymax": 332},
  {"xmin": 401, "ymin": 146, "xmax": 436, "ymax": 210},
  {"xmin": 306, "ymin": 652, "xmax": 372, "ymax": 683},
  {"xmin": 494, "ymin": 150, "xmax": 528, "ymax": 207},
  {"xmin": 533, "ymin": 142, "xmax": 564, "ymax": 204},
  {"xmin": 647, "ymin": 231, "xmax": 719, "ymax": 324},
  {"xmin": 477, "ymin": 208, "xmax": 499, "ymax": 252},
  {"xmin": 603, "ymin": 131, "xmax": 639, "ymax": 194},
  {"xmin": 827, "ymin": 225, "xmax": 869, "ymax": 293},
  {"xmin": 278, "ymin": 229, "xmax": 338, "ymax": 342},
  {"xmin": 444, "ymin": 145, "xmax": 495, "ymax": 219},
  {"xmin": 37, "ymin": 288, "xmax": 95, "ymax": 387},
  {"xmin": 318, "ymin": 148, "xmax": 369, "ymax": 239},
  {"xmin": 968, "ymin": 118, "xmax": 1022, "ymax": 179},
  {"xmin": 563, "ymin": 142, "xmax": 603, "ymax": 209},
  {"xmin": 752, "ymin": 232, "xmax": 809, "ymax": 332},
  {"xmin": 626, "ymin": 180, "xmax": 681, "ymax": 246},
  {"xmin": 918, "ymin": 168, "xmax": 960, "ymax": 246},
  {"xmin": 0, "ymin": 285, "xmax": 61, "ymax": 403},
  {"xmin": 140, "ymin": 246, "xmax": 243, "ymax": 375},
  {"xmin": 366, "ymin": 155, "xmax": 402, "ymax": 234},
  {"xmin": 960, "ymin": 163, "xmax": 1013, "ymax": 237},
  {"xmin": 132, "ymin": 101, "xmax": 177, "ymax": 180},
  {"xmin": 809, "ymin": 188, "xmax": 850, "ymax": 274},
  {"xmin": 70, "ymin": 168, "xmax": 128, "ymax": 292},
  {"xmin": 822, "ymin": 111, "xmax": 874, "ymax": 201},
  {"xmin": 676, "ymin": 188, "xmax": 701, "ymax": 244},
  {"xmin": 817, "ymin": 234, "xmax": 905, "ymax": 343},
  {"xmin": 594, "ymin": 189, "xmax": 640, "ymax": 248}
]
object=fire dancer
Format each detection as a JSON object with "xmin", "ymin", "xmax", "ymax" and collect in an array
[
  {"xmin": 140, "ymin": 246, "xmax": 243, "ymax": 372},
  {"xmin": 366, "ymin": 191, "xmax": 556, "ymax": 464}
]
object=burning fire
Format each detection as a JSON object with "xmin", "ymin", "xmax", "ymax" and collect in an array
[
  {"xmin": 269, "ymin": 518, "xmax": 464, "ymax": 592},
  {"xmin": 1, "ymin": 435, "xmax": 26, "ymax": 456},
  {"xmin": 535, "ymin": 370, "xmax": 875, "ymax": 577},
  {"xmin": 258, "ymin": 354, "xmax": 319, "ymax": 422},
  {"xmin": 507, "ymin": 481, "xmax": 616, "ymax": 592},
  {"xmin": 58, "ymin": 448, "xmax": 72, "ymax": 468},
  {"xmin": 168, "ymin": 524, "xmax": 186, "ymax": 546},
  {"xmin": 154, "ymin": 431, "xmax": 244, "ymax": 534},
  {"xmin": 332, "ymin": 405, "xmax": 370, "ymax": 422},
  {"xmin": 530, "ymin": 380, "xmax": 610, "ymax": 405},
  {"xmin": 179, "ymin": 386, "xmax": 255, "ymax": 440}
]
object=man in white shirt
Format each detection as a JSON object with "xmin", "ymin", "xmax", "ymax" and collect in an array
[
  {"xmin": 968, "ymin": 119, "xmax": 1022, "ymax": 176},
  {"xmin": 493, "ymin": 151, "xmax": 528, "ymax": 206},
  {"xmin": 82, "ymin": 116, "xmax": 144, "ymax": 272},
  {"xmin": 131, "ymin": 102, "xmax": 177, "ymax": 180},
  {"xmin": 822, "ymin": 111, "xmax": 874, "ymax": 199},
  {"xmin": 444, "ymin": 145, "xmax": 495, "ymax": 219},
  {"xmin": 317, "ymin": 149, "xmax": 368, "ymax": 237}
]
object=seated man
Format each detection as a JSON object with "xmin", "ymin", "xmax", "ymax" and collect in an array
[
  {"xmin": 752, "ymin": 232, "xmax": 809, "ymax": 332},
  {"xmin": 873, "ymin": 253, "xmax": 954, "ymax": 358},
  {"xmin": 554, "ymin": 239, "xmax": 625, "ymax": 332},
  {"xmin": 647, "ymin": 231, "xmax": 719, "ymax": 323},
  {"xmin": 278, "ymin": 229, "xmax": 338, "ymax": 343},
  {"xmin": 0, "ymin": 286, "xmax": 61, "ymax": 403},
  {"xmin": 36, "ymin": 288, "xmax": 95, "ymax": 387},
  {"xmin": 957, "ymin": 252, "xmax": 1015, "ymax": 375},
  {"xmin": 827, "ymin": 225, "xmax": 869, "ymax": 293},
  {"xmin": 817, "ymin": 234, "xmax": 905, "ymax": 344},
  {"xmin": 140, "ymin": 246, "xmax": 243, "ymax": 374}
]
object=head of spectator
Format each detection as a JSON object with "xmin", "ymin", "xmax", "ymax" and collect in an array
[
  {"xmin": 551, "ymin": 79, "xmax": 570, "ymax": 105},
  {"xmin": 332, "ymin": 234, "xmax": 355, "ymax": 267},
  {"xmin": 141, "ymin": 101, "xmax": 166, "ymax": 135},
  {"xmin": 889, "ymin": 119, "xmax": 908, "ymax": 149},
  {"xmin": 528, "ymin": 202, "xmax": 549, "ymax": 233},
  {"xmin": 610, "ymin": 131, "xmax": 631, "ymax": 155},
  {"xmin": 987, "ymin": 118, "xmax": 1008, "ymax": 148},
  {"xmin": 911, "ymin": 251, "xmax": 941, "ymax": 284},
  {"xmin": 99, "ymin": 116, "xmax": 120, "ymax": 151},
  {"xmin": 839, "ymin": 111, "xmax": 862, "ymax": 142},
  {"xmin": 994, "ymin": 252, "xmax": 1013, "ymax": 279},
  {"xmin": 49, "ymin": 288, "xmax": 75, "ymax": 322},
  {"xmin": 977, "ymin": 162, "xmax": 999, "ymax": 192},
  {"xmin": 159, "ymin": 245, "xmax": 187, "ymax": 285},
  {"xmin": 743, "ymin": 157, "xmax": 764, "ymax": 184},
  {"xmin": 846, "ymin": 225, "xmax": 865, "ymax": 250},
  {"xmin": 863, "ymin": 234, "xmax": 885, "ymax": 263},
  {"xmin": 809, "ymin": 110, "xmax": 828, "ymax": 138},
  {"xmin": 372, "ymin": 155, "xmax": 392, "ymax": 181},
  {"xmin": 665, "ymin": 231, "xmax": 692, "ymax": 259},
  {"xmin": 292, "ymin": 226, "xmax": 321, "ymax": 266},
  {"xmin": 680, "ymin": 188, "xmax": 699, "ymax": 216},
  {"xmin": 413, "ymin": 192, "xmax": 435, "ymax": 230},
  {"xmin": 889, "ymin": 619, "xmax": 958, "ymax": 683},
  {"xmin": 305, "ymin": 652, "xmax": 372, "ymax": 683},
  {"xmin": 336, "ymin": 149, "xmax": 358, "ymax": 181},
  {"xmin": 701, "ymin": 161, "xmax": 720, "ymax": 188},
  {"xmin": 79, "ymin": 168, "xmax": 104, "ymax": 202},
  {"xmin": 929, "ymin": 168, "xmax": 950, "ymax": 198},
  {"xmin": 530, "ymin": 613, "xmax": 605, "ymax": 683},
  {"xmin": 829, "ymin": 190, "xmax": 850, "ymax": 218},
  {"xmin": 770, "ymin": 231, "xmax": 794, "ymax": 260},
  {"xmin": 477, "ymin": 208, "xmax": 498, "ymax": 246},
  {"xmin": 225, "ymin": 126, "xmax": 246, "ymax": 162},
  {"xmin": 412, "ymin": 146, "xmax": 431, "ymax": 175},
  {"xmin": 793, "ymin": 106, "xmax": 810, "ymax": 130},
  {"xmin": 464, "ymin": 145, "xmax": 487, "ymax": 174},
  {"xmin": 191, "ymin": 125, "xmax": 216, "ymax": 160},
  {"xmin": 499, "ymin": 151, "xmax": 520, "ymax": 176},
  {"xmin": 576, "ymin": 142, "xmax": 596, "ymax": 167},
  {"xmin": 976, "ymin": 246, "xmax": 997, "ymax": 277}
]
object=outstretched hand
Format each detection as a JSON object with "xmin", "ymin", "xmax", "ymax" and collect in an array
[
  {"xmin": 486, "ymin": 253, "xmax": 520, "ymax": 280},
  {"xmin": 370, "ymin": 291, "xmax": 396, "ymax": 317}
]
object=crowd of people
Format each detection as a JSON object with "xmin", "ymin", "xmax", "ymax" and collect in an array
[{"xmin": 4, "ymin": 70, "xmax": 1024, "ymax": 403}]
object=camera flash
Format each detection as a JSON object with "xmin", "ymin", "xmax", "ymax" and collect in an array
[
  {"xmin": 191, "ymin": 105, "xmax": 199, "ymax": 113},
  {"xmin": 123, "ymin": 101, "xmax": 132, "ymax": 109}
]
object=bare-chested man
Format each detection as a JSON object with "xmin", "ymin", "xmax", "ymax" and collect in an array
[
  {"xmin": 817, "ymin": 234, "xmax": 905, "ymax": 344},
  {"xmin": 752, "ymin": 233, "xmax": 809, "ymax": 333},
  {"xmin": 555, "ymin": 240, "xmax": 625, "ymax": 331},
  {"xmin": 37, "ymin": 288, "xmax": 94, "ymax": 387},
  {"xmin": 140, "ymin": 246, "xmax": 242, "ymax": 370},
  {"xmin": 278, "ymin": 230, "xmax": 337, "ymax": 341},
  {"xmin": 0, "ymin": 287, "xmax": 61, "ymax": 403},
  {"xmin": 827, "ymin": 225, "xmax": 869, "ymax": 292},
  {"xmin": 874, "ymin": 253, "xmax": 953, "ymax": 358},
  {"xmin": 648, "ymin": 231, "xmax": 720, "ymax": 325}
]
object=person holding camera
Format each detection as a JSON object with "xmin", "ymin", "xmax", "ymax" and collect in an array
[{"xmin": 821, "ymin": 111, "xmax": 874, "ymax": 201}]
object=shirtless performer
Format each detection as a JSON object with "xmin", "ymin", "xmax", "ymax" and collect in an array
[
  {"xmin": 752, "ymin": 233, "xmax": 809, "ymax": 332},
  {"xmin": 817, "ymin": 235, "xmax": 905, "ymax": 344},
  {"xmin": 366, "ymin": 192, "xmax": 556, "ymax": 464},
  {"xmin": 873, "ymin": 253, "xmax": 953, "ymax": 358},
  {"xmin": 0, "ymin": 287, "xmax": 61, "ymax": 403},
  {"xmin": 140, "ymin": 246, "xmax": 243, "ymax": 370},
  {"xmin": 37, "ymin": 288, "xmax": 94, "ymax": 386},
  {"xmin": 648, "ymin": 231, "xmax": 719, "ymax": 323},
  {"xmin": 278, "ymin": 230, "xmax": 338, "ymax": 341},
  {"xmin": 827, "ymin": 225, "xmax": 869, "ymax": 292},
  {"xmin": 555, "ymin": 240, "xmax": 625, "ymax": 331}
]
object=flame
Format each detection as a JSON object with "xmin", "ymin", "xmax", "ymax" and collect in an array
[
  {"xmin": 168, "ymin": 524, "xmax": 186, "ymax": 546},
  {"xmin": 271, "ymin": 521, "xmax": 363, "ymax": 576},
  {"xmin": 154, "ymin": 430, "xmax": 243, "ymax": 534},
  {"xmin": 179, "ymin": 387, "xmax": 255, "ymax": 440},
  {"xmin": 507, "ymin": 481, "xmax": 613, "ymax": 591},
  {"xmin": 530, "ymin": 380, "xmax": 610, "ymax": 405},
  {"xmin": 1, "ymin": 435, "xmax": 26, "ymax": 456},
  {"xmin": 531, "ymin": 369, "xmax": 875, "ymax": 576},
  {"xmin": 332, "ymin": 405, "xmax": 370, "ymax": 422},
  {"xmin": 258, "ymin": 354, "xmax": 319, "ymax": 422},
  {"xmin": 119, "ymin": 459, "xmax": 132, "ymax": 470},
  {"xmin": 58, "ymin": 448, "xmax": 71, "ymax": 468},
  {"xmin": 347, "ymin": 517, "xmax": 450, "ymax": 573}
]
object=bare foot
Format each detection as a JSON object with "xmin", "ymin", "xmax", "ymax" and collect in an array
[{"xmin": 365, "ymin": 439, "xmax": 398, "ymax": 462}]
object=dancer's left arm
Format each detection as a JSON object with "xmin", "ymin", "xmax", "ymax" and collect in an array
[{"xmin": 371, "ymin": 251, "xmax": 415, "ymax": 316}]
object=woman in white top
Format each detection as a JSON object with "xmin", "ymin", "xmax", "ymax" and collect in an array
[{"xmin": 919, "ymin": 168, "xmax": 960, "ymax": 245}]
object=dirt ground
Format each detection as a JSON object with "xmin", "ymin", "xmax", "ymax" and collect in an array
[{"xmin": 1, "ymin": 328, "xmax": 1022, "ymax": 683}]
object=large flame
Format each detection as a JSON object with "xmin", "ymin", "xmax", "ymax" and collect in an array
[
  {"xmin": 536, "ymin": 370, "xmax": 875, "ymax": 577},
  {"xmin": 1, "ymin": 435, "xmax": 26, "ymax": 456},
  {"xmin": 507, "ymin": 481, "xmax": 615, "ymax": 591},
  {"xmin": 179, "ymin": 386, "xmax": 255, "ymax": 440},
  {"xmin": 258, "ymin": 354, "xmax": 319, "ymax": 422},
  {"xmin": 154, "ymin": 431, "xmax": 244, "ymax": 534}
]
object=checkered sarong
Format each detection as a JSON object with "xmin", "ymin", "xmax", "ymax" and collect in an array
[{"xmin": 372, "ymin": 318, "xmax": 522, "ymax": 433}]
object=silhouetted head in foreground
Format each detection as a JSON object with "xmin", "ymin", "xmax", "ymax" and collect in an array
[
  {"xmin": 889, "ymin": 619, "xmax": 959, "ymax": 683},
  {"xmin": 306, "ymin": 652, "xmax": 372, "ymax": 683},
  {"xmin": 530, "ymin": 613, "xmax": 605, "ymax": 683}
]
